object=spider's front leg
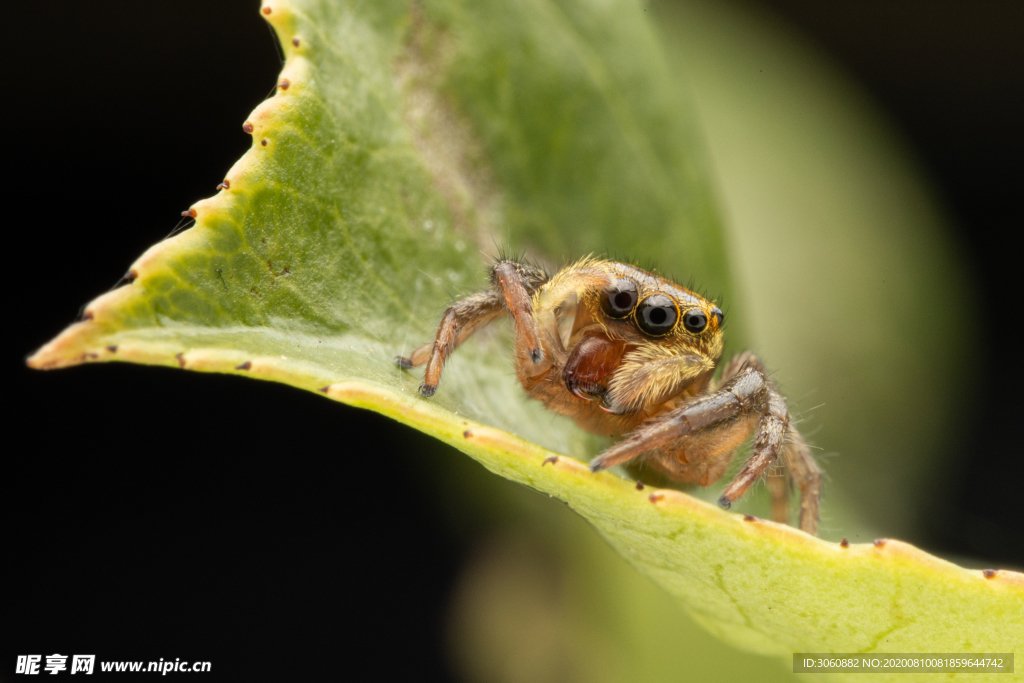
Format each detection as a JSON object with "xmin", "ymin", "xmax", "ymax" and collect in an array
[
  {"xmin": 780, "ymin": 429, "xmax": 822, "ymax": 535},
  {"xmin": 714, "ymin": 354, "xmax": 822, "ymax": 533},
  {"xmin": 589, "ymin": 363, "xmax": 771, "ymax": 473},
  {"xmin": 590, "ymin": 353, "xmax": 822, "ymax": 534},
  {"xmin": 492, "ymin": 261, "xmax": 548, "ymax": 368},
  {"xmin": 396, "ymin": 260, "xmax": 549, "ymax": 396}
]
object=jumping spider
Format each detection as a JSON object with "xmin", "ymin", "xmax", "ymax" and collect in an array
[{"xmin": 397, "ymin": 257, "xmax": 822, "ymax": 534}]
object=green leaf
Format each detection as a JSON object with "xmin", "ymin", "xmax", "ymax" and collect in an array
[{"xmin": 29, "ymin": 0, "xmax": 1023, "ymax": 669}]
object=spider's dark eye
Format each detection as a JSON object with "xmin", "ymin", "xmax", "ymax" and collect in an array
[
  {"xmin": 683, "ymin": 309, "xmax": 708, "ymax": 333},
  {"xmin": 601, "ymin": 278, "xmax": 638, "ymax": 318},
  {"xmin": 637, "ymin": 294, "xmax": 678, "ymax": 336},
  {"xmin": 712, "ymin": 307, "xmax": 724, "ymax": 327}
]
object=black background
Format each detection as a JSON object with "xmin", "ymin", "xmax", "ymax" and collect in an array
[{"xmin": 3, "ymin": 2, "xmax": 1021, "ymax": 681}]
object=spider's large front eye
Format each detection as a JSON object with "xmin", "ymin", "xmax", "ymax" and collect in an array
[
  {"xmin": 637, "ymin": 294, "xmax": 678, "ymax": 336},
  {"xmin": 601, "ymin": 278, "xmax": 638, "ymax": 319},
  {"xmin": 683, "ymin": 309, "xmax": 708, "ymax": 333}
]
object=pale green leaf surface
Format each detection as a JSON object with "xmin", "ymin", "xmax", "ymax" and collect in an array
[{"xmin": 29, "ymin": 0, "xmax": 1023, "ymax": 676}]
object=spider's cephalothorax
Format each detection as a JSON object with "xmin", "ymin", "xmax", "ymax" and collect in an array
[{"xmin": 397, "ymin": 257, "xmax": 822, "ymax": 534}]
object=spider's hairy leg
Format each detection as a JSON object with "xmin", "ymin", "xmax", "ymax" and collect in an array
[
  {"xmin": 714, "ymin": 374, "xmax": 822, "ymax": 535},
  {"xmin": 589, "ymin": 365, "xmax": 767, "ymax": 473},
  {"xmin": 492, "ymin": 260, "xmax": 548, "ymax": 367},
  {"xmin": 714, "ymin": 353, "xmax": 821, "ymax": 534},
  {"xmin": 717, "ymin": 385, "xmax": 787, "ymax": 509},
  {"xmin": 717, "ymin": 350, "xmax": 765, "ymax": 385},
  {"xmin": 396, "ymin": 259, "xmax": 548, "ymax": 397},
  {"xmin": 767, "ymin": 468, "xmax": 790, "ymax": 525},
  {"xmin": 781, "ymin": 429, "xmax": 822, "ymax": 535},
  {"xmin": 644, "ymin": 417, "xmax": 757, "ymax": 486},
  {"xmin": 395, "ymin": 290, "xmax": 504, "ymax": 397}
]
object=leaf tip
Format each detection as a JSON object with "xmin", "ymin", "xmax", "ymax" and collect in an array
[{"xmin": 26, "ymin": 300, "xmax": 118, "ymax": 371}]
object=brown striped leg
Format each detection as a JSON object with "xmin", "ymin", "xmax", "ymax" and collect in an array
[
  {"xmin": 782, "ymin": 429, "xmax": 822, "ymax": 534},
  {"xmin": 396, "ymin": 291, "xmax": 504, "ymax": 397},
  {"xmin": 396, "ymin": 260, "xmax": 548, "ymax": 397},
  {"xmin": 589, "ymin": 365, "xmax": 771, "ymax": 472},
  {"xmin": 724, "ymin": 353, "xmax": 820, "ymax": 533},
  {"xmin": 590, "ymin": 350, "xmax": 822, "ymax": 535},
  {"xmin": 492, "ymin": 261, "xmax": 545, "ymax": 366},
  {"xmin": 717, "ymin": 387, "xmax": 788, "ymax": 509},
  {"xmin": 767, "ymin": 468, "xmax": 790, "ymax": 525}
]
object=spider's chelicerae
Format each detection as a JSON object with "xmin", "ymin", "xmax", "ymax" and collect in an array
[{"xmin": 397, "ymin": 257, "xmax": 822, "ymax": 534}]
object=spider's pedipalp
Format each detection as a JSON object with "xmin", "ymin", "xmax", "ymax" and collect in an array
[{"xmin": 603, "ymin": 345, "xmax": 716, "ymax": 414}]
